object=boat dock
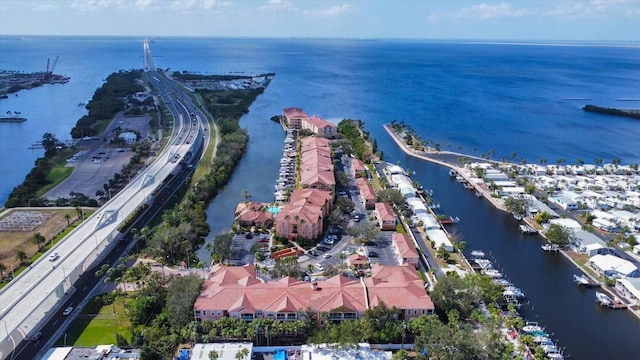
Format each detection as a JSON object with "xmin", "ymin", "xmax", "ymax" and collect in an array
[{"xmin": 573, "ymin": 274, "xmax": 600, "ymax": 288}]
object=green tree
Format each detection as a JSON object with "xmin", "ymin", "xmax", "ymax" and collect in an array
[
  {"xmin": 545, "ymin": 223, "xmax": 573, "ymax": 246},
  {"xmin": 504, "ymin": 196, "xmax": 528, "ymax": 216},
  {"xmin": 376, "ymin": 188, "xmax": 405, "ymax": 206},
  {"xmin": 31, "ymin": 232, "xmax": 46, "ymax": 251},
  {"xmin": 0, "ymin": 263, "xmax": 6, "ymax": 281},
  {"xmin": 210, "ymin": 232, "xmax": 234, "ymax": 264},
  {"xmin": 15, "ymin": 250, "xmax": 27, "ymax": 266},
  {"xmin": 208, "ymin": 350, "xmax": 219, "ymax": 360},
  {"xmin": 167, "ymin": 275, "xmax": 203, "ymax": 328},
  {"xmin": 64, "ymin": 213, "xmax": 71, "ymax": 226},
  {"xmin": 347, "ymin": 222, "xmax": 380, "ymax": 245}
]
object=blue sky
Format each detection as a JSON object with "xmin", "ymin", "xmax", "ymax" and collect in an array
[{"xmin": 1, "ymin": 0, "xmax": 639, "ymax": 41}]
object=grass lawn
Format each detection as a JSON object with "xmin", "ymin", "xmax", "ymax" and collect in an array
[
  {"xmin": 37, "ymin": 166, "xmax": 74, "ymax": 197},
  {"xmin": 56, "ymin": 297, "xmax": 131, "ymax": 347}
]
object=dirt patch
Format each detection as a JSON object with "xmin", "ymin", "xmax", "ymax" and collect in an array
[{"xmin": 0, "ymin": 208, "xmax": 78, "ymax": 269}]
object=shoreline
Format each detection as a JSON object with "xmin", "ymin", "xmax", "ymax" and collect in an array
[{"xmin": 383, "ymin": 124, "xmax": 640, "ymax": 321}]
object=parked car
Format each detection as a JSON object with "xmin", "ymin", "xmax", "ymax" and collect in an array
[
  {"xmin": 323, "ymin": 253, "xmax": 332, "ymax": 259},
  {"xmin": 368, "ymin": 251, "xmax": 379, "ymax": 258},
  {"xmin": 48, "ymin": 253, "xmax": 59, "ymax": 262},
  {"xmin": 314, "ymin": 263, "xmax": 325, "ymax": 271},
  {"xmin": 62, "ymin": 306, "xmax": 74, "ymax": 316},
  {"xmin": 28, "ymin": 332, "xmax": 42, "ymax": 341},
  {"xmin": 308, "ymin": 250, "xmax": 318, "ymax": 257}
]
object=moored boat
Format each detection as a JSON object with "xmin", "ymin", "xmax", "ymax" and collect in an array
[
  {"xmin": 470, "ymin": 250, "xmax": 485, "ymax": 258},
  {"xmin": 596, "ymin": 292, "xmax": 613, "ymax": 307},
  {"xmin": 573, "ymin": 274, "xmax": 600, "ymax": 287}
]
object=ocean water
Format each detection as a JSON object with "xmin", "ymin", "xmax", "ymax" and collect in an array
[
  {"xmin": 1, "ymin": 37, "xmax": 640, "ymax": 358},
  {"xmin": 1, "ymin": 37, "xmax": 639, "ymax": 205}
]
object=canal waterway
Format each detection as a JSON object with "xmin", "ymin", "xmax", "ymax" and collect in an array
[{"xmin": 379, "ymin": 143, "xmax": 640, "ymax": 360}]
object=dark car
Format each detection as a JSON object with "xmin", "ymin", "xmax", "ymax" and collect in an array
[
  {"xmin": 368, "ymin": 251, "xmax": 379, "ymax": 258},
  {"xmin": 316, "ymin": 246, "xmax": 329, "ymax": 252},
  {"xmin": 308, "ymin": 250, "xmax": 318, "ymax": 257}
]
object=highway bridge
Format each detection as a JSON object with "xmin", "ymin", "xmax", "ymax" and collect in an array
[{"xmin": 0, "ymin": 40, "xmax": 211, "ymax": 360}]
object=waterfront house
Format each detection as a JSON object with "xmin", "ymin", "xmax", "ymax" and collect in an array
[
  {"xmin": 193, "ymin": 263, "xmax": 435, "ymax": 324},
  {"xmin": 572, "ymin": 229, "xmax": 608, "ymax": 257},
  {"xmin": 356, "ymin": 178, "xmax": 376, "ymax": 210},
  {"xmin": 425, "ymin": 229, "xmax": 454, "ymax": 252},
  {"xmin": 282, "ymin": 107, "xmax": 337, "ymax": 137},
  {"xmin": 374, "ymin": 202, "xmax": 397, "ymax": 230},
  {"xmin": 615, "ymin": 277, "xmax": 640, "ymax": 305},
  {"xmin": 550, "ymin": 195, "xmax": 579, "ymax": 210},
  {"xmin": 589, "ymin": 254, "xmax": 640, "ymax": 278},
  {"xmin": 302, "ymin": 115, "xmax": 338, "ymax": 138},
  {"xmin": 282, "ymin": 107, "xmax": 306, "ymax": 128},
  {"xmin": 392, "ymin": 232, "xmax": 419, "ymax": 267},
  {"xmin": 234, "ymin": 202, "xmax": 274, "ymax": 228}
]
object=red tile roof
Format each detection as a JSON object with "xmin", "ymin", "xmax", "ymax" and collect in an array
[{"xmin": 195, "ymin": 264, "xmax": 434, "ymax": 317}]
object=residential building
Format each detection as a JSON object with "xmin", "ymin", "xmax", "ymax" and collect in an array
[
  {"xmin": 351, "ymin": 158, "xmax": 366, "ymax": 178},
  {"xmin": 356, "ymin": 177, "xmax": 376, "ymax": 210},
  {"xmin": 282, "ymin": 107, "xmax": 337, "ymax": 137},
  {"xmin": 299, "ymin": 137, "xmax": 335, "ymax": 190},
  {"xmin": 234, "ymin": 202, "xmax": 274, "ymax": 228},
  {"xmin": 193, "ymin": 264, "xmax": 434, "ymax": 324},
  {"xmin": 392, "ymin": 232, "xmax": 420, "ymax": 267},
  {"xmin": 589, "ymin": 254, "xmax": 640, "ymax": 278},
  {"xmin": 374, "ymin": 202, "xmax": 397, "ymax": 230}
]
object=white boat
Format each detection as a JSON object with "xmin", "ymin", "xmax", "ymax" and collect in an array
[
  {"xmin": 596, "ymin": 292, "xmax": 613, "ymax": 307},
  {"xmin": 547, "ymin": 353, "xmax": 564, "ymax": 360},
  {"xmin": 541, "ymin": 244, "xmax": 560, "ymax": 252},
  {"xmin": 533, "ymin": 335, "xmax": 553, "ymax": 344},
  {"xmin": 470, "ymin": 250, "xmax": 485, "ymax": 258},
  {"xmin": 504, "ymin": 286, "xmax": 525, "ymax": 298},
  {"xmin": 519, "ymin": 224, "xmax": 537, "ymax": 234},
  {"xmin": 481, "ymin": 269, "xmax": 503, "ymax": 278},
  {"xmin": 513, "ymin": 213, "xmax": 523, "ymax": 221},
  {"xmin": 573, "ymin": 274, "xmax": 600, "ymax": 287},
  {"xmin": 474, "ymin": 259, "xmax": 493, "ymax": 269},
  {"xmin": 522, "ymin": 324, "xmax": 544, "ymax": 333},
  {"xmin": 543, "ymin": 345, "xmax": 560, "ymax": 354},
  {"xmin": 493, "ymin": 278, "xmax": 511, "ymax": 286}
]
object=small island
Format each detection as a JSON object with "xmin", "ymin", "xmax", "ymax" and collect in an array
[
  {"xmin": 583, "ymin": 104, "xmax": 640, "ymax": 120},
  {"xmin": 0, "ymin": 69, "xmax": 69, "ymax": 98}
]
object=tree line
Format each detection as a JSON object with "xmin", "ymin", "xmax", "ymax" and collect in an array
[{"xmin": 71, "ymin": 70, "xmax": 145, "ymax": 138}]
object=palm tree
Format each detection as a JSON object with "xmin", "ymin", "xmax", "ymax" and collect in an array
[
  {"xmin": 241, "ymin": 189, "xmax": 251, "ymax": 202},
  {"xmin": 208, "ymin": 350, "xmax": 219, "ymax": 360},
  {"xmin": 238, "ymin": 348, "xmax": 250, "ymax": 360},
  {"xmin": 75, "ymin": 206, "xmax": 83, "ymax": 221},
  {"xmin": 15, "ymin": 250, "xmax": 27, "ymax": 266},
  {"xmin": 64, "ymin": 213, "xmax": 71, "ymax": 226},
  {"xmin": 32, "ymin": 232, "xmax": 46, "ymax": 251},
  {"xmin": 0, "ymin": 263, "xmax": 6, "ymax": 281}
]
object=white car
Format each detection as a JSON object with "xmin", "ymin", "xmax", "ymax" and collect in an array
[
  {"xmin": 323, "ymin": 253, "xmax": 332, "ymax": 259},
  {"xmin": 62, "ymin": 306, "xmax": 74, "ymax": 316},
  {"xmin": 48, "ymin": 253, "xmax": 59, "ymax": 262},
  {"xmin": 314, "ymin": 263, "xmax": 325, "ymax": 271}
]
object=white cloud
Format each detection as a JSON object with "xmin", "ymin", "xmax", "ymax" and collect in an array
[
  {"xmin": 71, "ymin": 0, "xmax": 128, "ymax": 11},
  {"xmin": 454, "ymin": 3, "xmax": 528, "ymax": 20},
  {"xmin": 33, "ymin": 3, "xmax": 58, "ymax": 12},
  {"xmin": 302, "ymin": 3, "xmax": 353, "ymax": 18},
  {"xmin": 258, "ymin": 0, "xmax": 298, "ymax": 13},
  {"xmin": 547, "ymin": 0, "xmax": 640, "ymax": 19}
]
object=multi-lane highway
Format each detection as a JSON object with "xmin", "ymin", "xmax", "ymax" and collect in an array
[{"xmin": 1, "ymin": 42, "xmax": 212, "ymax": 360}]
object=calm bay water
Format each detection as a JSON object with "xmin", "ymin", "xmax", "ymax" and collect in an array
[{"xmin": 1, "ymin": 37, "xmax": 640, "ymax": 358}]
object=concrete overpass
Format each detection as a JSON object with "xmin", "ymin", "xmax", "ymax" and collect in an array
[{"xmin": 0, "ymin": 42, "xmax": 206, "ymax": 359}]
